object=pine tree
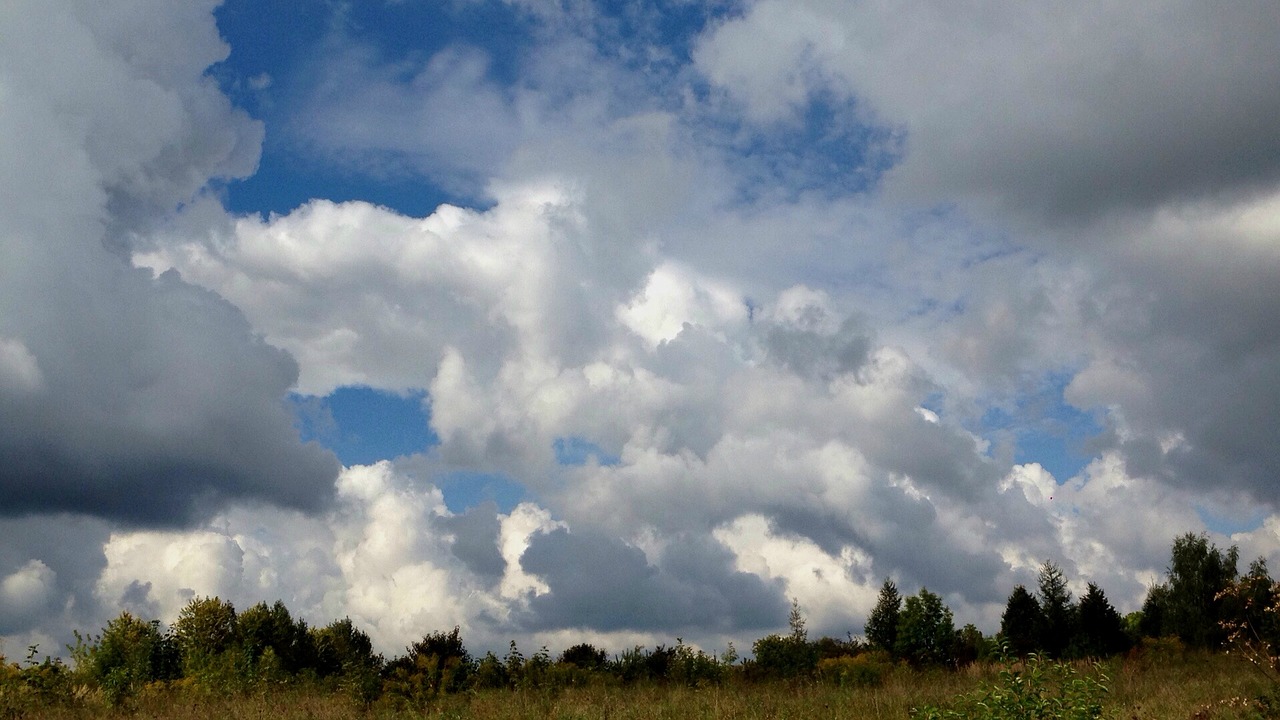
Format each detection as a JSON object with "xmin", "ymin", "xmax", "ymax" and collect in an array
[
  {"xmin": 1037, "ymin": 561, "xmax": 1074, "ymax": 658},
  {"xmin": 1000, "ymin": 585, "xmax": 1044, "ymax": 657},
  {"xmin": 1074, "ymin": 582, "xmax": 1128, "ymax": 657},
  {"xmin": 865, "ymin": 578, "xmax": 901, "ymax": 654}
]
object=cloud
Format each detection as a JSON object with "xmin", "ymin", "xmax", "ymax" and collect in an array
[
  {"xmin": 519, "ymin": 528, "xmax": 785, "ymax": 634},
  {"xmin": 1064, "ymin": 194, "xmax": 1280, "ymax": 505},
  {"xmin": 9, "ymin": 0, "xmax": 1280, "ymax": 662},
  {"xmin": 297, "ymin": 41, "xmax": 522, "ymax": 198},
  {"xmin": 0, "ymin": 0, "xmax": 338, "ymax": 525},
  {"xmin": 695, "ymin": 1, "xmax": 1280, "ymax": 222}
]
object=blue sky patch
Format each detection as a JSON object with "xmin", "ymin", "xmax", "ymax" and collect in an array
[
  {"xmin": 291, "ymin": 386, "xmax": 437, "ymax": 467},
  {"xmin": 553, "ymin": 436, "xmax": 621, "ymax": 467},
  {"xmin": 1197, "ymin": 505, "xmax": 1267, "ymax": 537},
  {"xmin": 438, "ymin": 470, "xmax": 526, "ymax": 514},
  {"xmin": 979, "ymin": 374, "xmax": 1104, "ymax": 483}
]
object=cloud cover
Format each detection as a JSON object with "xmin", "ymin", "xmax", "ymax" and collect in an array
[
  {"xmin": 4, "ymin": 0, "xmax": 1280, "ymax": 659},
  {"xmin": 0, "ymin": 0, "xmax": 337, "ymax": 525}
]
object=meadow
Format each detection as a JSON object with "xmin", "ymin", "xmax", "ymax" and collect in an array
[{"xmin": 4, "ymin": 646, "xmax": 1275, "ymax": 719}]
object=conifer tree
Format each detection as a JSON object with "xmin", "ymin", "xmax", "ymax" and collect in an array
[
  {"xmin": 1000, "ymin": 584, "xmax": 1044, "ymax": 657},
  {"xmin": 1074, "ymin": 582, "xmax": 1128, "ymax": 657},
  {"xmin": 1037, "ymin": 561, "xmax": 1074, "ymax": 658},
  {"xmin": 865, "ymin": 578, "xmax": 902, "ymax": 654}
]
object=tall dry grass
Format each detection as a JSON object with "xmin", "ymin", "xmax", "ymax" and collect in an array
[{"xmin": 9, "ymin": 651, "xmax": 1273, "ymax": 719}]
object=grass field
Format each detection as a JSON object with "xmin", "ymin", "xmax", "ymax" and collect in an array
[{"xmin": 9, "ymin": 649, "xmax": 1275, "ymax": 719}]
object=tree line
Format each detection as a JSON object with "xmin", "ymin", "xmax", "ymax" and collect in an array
[{"xmin": 2, "ymin": 531, "xmax": 1278, "ymax": 712}]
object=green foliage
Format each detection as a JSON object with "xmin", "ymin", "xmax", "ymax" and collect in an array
[
  {"xmin": 73, "ymin": 611, "xmax": 178, "ymax": 703},
  {"xmin": 668, "ymin": 639, "xmax": 727, "ymax": 687},
  {"xmin": 955, "ymin": 623, "xmax": 992, "ymax": 666},
  {"xmin": 895, "ymin": 587, "xmax": 956, "ymax": 667},
  {"xmin": 751, "ymin": 599, "xmax": 819, "ymax": 680},
  {"xmin": 383, "ymin": 626, "xmax": 474, "ymax": 706},
  {"xmin": 813, "ymin": 633, "xmax": 863, "ymax": 660},
  {"xmin": 311, "ymin": 616, "xmax": 382, "ymax": 704},
  {"xmin": 1162, "ymin": 532, "xmax": 1239, "ymax": 648},
  {"xmin": 1073, "ymin": 583, "xmax": 1129, "ymax": 658},
  {"xmin": 610, "ymin": 645, "xmax": 679, "ymax": 684},
  {"xmin": 866, "ymin": 578, "xmax": 902, "ymax": 654},
  {"xmin": 473, "ymin": 651, "xmax": 510, "ymax": 690},
  {"xmin": 0, "ymin": 646, "xmax": 77, "ymax": 716},
  {"xmin": 913, "ymin": 652, "xmax": 1112, "ymax": 720},
  {"xmin": 1002, "ymin": 585, "xmax": 1045, "ymax": 658},
  {"xmin": 1139, "ymin": 583, "xmax": 1170, "ymax": 638},
  {"xmin": 1037, "ymin": 561, "xmax": 1074, "ymax": 659},
  {"xmin": 305, "ymin": 618, "xmax": 376, "ymax": 703},
  {"xmin": 239, "ymin": 600, "xmax": 317, "ymax": 675},
  {"xmin": 1219, "ymin": 559, "xmax": 1280, "ymax": 690},
  {"xmin": 559, "ymin": 643, "xmax": 607, "ymax": 670},
  {"xmin": 173, "ymin": 596, "xmax": 239, "ymax": 669},
  {"xmin": 312, "ymin": 616, "xmax": 381, "ymax": 678},
  {"xmin": 751, "ymin": 633, "xmax": 818, "ymax": 680},
  {"xmin": 816, "ymin": 651, "xmax": 890, "ymax": 687}
]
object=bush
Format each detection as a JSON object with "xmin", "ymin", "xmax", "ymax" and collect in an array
[
  {"xmin": 1, "ymin": 647, "xmax": 77, "ymax": 716},
  {"xmin": 669, "ymin": 640, "xmax": 727, "ymax": 687},
  {"xmin": 382, "ymin": 627, "xmax": 473, "ymax": 706},
  {"xmin": 752, "ymin": 633, "xmax": 818, "ymax": 680},
  {"xmin": 311, "ymin": 617, "xmax": 382, "ymax": 705},
  {"xmin": 559, "ymin": 643, "xmax": 608, "ymax": 671},
  {"xmin": 816, "ymin": 652, "xmax": 889, "ymax": 688},
  {"xmin": 912, "ymin": 653, "xmax": 1111, "ymax": 720},
  {"xmin": 72, "ymin": 612, "xmax": 178, "ymax": 703}
]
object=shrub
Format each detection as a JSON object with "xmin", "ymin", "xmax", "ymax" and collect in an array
[
  {"xmin": 1, "ymin": 647, "xmax": 77, "ymax": 715},
  {"xmin": 382, "ymin": 627, "xmax": 473, "ymax": 706},
  {"xmin": 912, "ymin": 653, "xmax": 1111, "ymax": 720},
  {"xmin": 238, "ymin": 600, "xmax": 317, "ymax": 675},
  {"xmin": 752, "ymin": 633, "xmax": 818, "ymax": 680},
  {"xmin": 559, "ymin": 643, "xmax": 608, "ymax": 671},
  {"xmin": 816, "ymin": 652, "xmax": 889, "ymax": 688},
  {"xmin": 669, "ymin": 640, "xmax": 727, "ymax": 687},
  {"xmin": 72, "ymin": 612, "xmax": 178, "ymax": 703}
]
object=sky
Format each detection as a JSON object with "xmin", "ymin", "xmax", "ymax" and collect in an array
[{"xmin": 2, "ymin": 0, "xmax": 1279, "ymax": 659}]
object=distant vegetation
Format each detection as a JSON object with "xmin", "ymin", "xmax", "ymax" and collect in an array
[{"xmin": 3, "ymin": 532, "xmax": 1280, "ymax": 718}]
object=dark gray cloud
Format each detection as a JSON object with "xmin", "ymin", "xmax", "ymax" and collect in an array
[
  {"xmin": 520, "ymin": 528, "xmax": 786, "ymax": 633},
  {"xmin": 0, "ymin": 514, "xmax": 112, "ymax": 638},
  {"xmin": 0, "ymin": 0, "xmax": 339, "ymax": 525},
  {"xmin": 440, "ymin": 502, "xmax": 507, "ymax": 581},
  {"xmin": 697, "ymin": 1, "xmax": 1280, "ymax": 224},
  {"xmin": 1069, "ymin": 230, "xmax": 1280, "ymax": 506}
]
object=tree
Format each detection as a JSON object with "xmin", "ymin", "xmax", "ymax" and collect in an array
[
  {"xmin": 384, "ymin": 627, "xmax": 474, "ymax": 703},
  {"xmin": 172, "ymin": 596, "xmax": 239, "ymax": 663},
  {"xmin": 1037, "ymin": 561, "xmax": 1075, "ymax": 658},
  {"xmin": 1138, "ymin": 583, "xmax": 1170, "ymax": 638},
  {"xmin": 1074, "ymin": 582, "xmax": 1128, "ymax": 658},
  {"xmin": 238, "ymin": 600, "xmax": 316, "ymax": 674},
  {"xmin": 1236, "ymin": 558, "xmax": 1280, "ymax": 648},
  {"xmin": 865, "ymin": 578, "xmax": 902, "ymax": 654},
  {"xmin": 1000, "ymin": 585, "xmax": 1044, "ymax": 657},
  {"xmin": 74, "ymin": 611, "xmax": 178, "ymax": 702},
  {"xmin": 312, "ymin": 617, "xmax": 381, "ymax": 678},
  {"xmin": 1164, "ymin": 532, "xmax": 1238, "ymax": 647},
  {"xmin": 752, "ymin": 599, "xmax": 818, "ymax": 679},
  {"xmin": 894, "ymin": 588, "xmax": 956, "ymax": 667},
  {"xmin": 953, "ymin": 624, "xmax": 988, "ymax": 667},
  {"xmin": 1218, "ymin": 557, "xmax": 1280, "ymax": 680},
  {"xmin": 559, "ymin": 643, "xmax": 607, "ymax": 670}
]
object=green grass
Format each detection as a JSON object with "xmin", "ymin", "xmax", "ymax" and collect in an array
[{"xmin": 8, "ymin": 652, "xmax": 1274, "ymax": 719}]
